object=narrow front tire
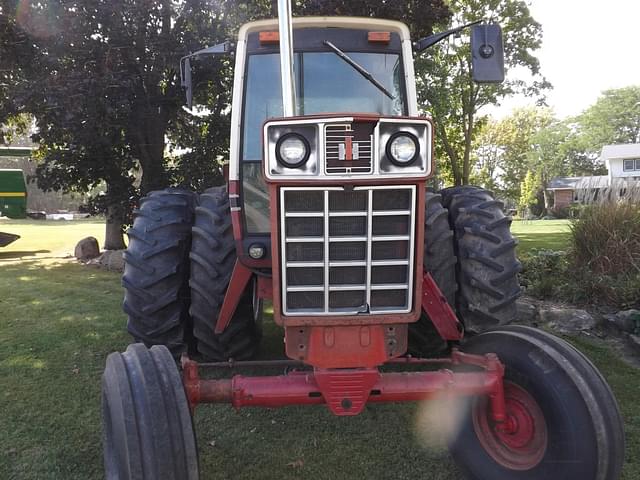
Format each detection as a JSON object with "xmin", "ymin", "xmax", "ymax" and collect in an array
[
  {"xmin": 102, "ymin": 344, "xmax": 199, "ymax": 480},
  {"xmin": 450, "ymin": 326, "xmax": 624, "ymax": 480}
]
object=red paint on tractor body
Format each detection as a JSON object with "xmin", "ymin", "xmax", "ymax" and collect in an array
[
  {"xmin": 284, "ymin": 324, "xmax": 407, "ymax": 369},
  {"xmin": 422, "ymin": 272, "xmax": 463, "ymax": 341},
  {"xmin": 181, "ymin": 350, "xmax": 507, "ymax": 419},
  {"xmin": 214, "ymin": 259, "xmax": 253, "ymax": 334}
]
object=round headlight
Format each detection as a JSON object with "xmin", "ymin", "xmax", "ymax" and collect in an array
[
  {"xmin": 386, "ymin": 132, "xmax": 419, "ymax": 166},
  {"xmin": 248, "ymin": 243, "xmax": 266, "ymax": 259},
  {"xmin": 276, "ymin": 133, "xmax": 310, "ymax": 168}
]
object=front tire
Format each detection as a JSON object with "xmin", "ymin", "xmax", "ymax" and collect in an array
[
  {"xmin": 450, "ymin": 326, "xmax": 625, "ymax": 480},
  {"xmin": 102, "ymin": 344, "xmax": 199, "ymax": 480}
]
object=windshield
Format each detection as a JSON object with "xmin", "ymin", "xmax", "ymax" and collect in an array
[{"xmin": 242, "ymin": 51, "xmax": 406, "ymax": 160}]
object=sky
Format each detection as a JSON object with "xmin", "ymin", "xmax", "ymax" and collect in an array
[{"xmin": 488, "ymin": 0, "xmax": 640, "ymax": 119}]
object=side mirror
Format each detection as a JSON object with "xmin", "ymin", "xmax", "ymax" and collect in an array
[
  {"xmin": 180, "ymin": 41, "xmax": 233, "ymax": 109},
  {"xmin": 181, "ymin": 57, "xmax": 193, "ymax": 109},
  {"xmin": 471, "ymin": 24, "xmax": 504, "ymax": 83}
]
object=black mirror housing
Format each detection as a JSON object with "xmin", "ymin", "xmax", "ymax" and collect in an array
[
  {"xmin": 471, "ymin": 24, "xmax": 505, "ymax": 83},
  {"xmin": 180, "ymin": 41, "xmax": 233, "ymax": 109}
]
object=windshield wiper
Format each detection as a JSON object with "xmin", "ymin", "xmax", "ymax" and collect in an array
[{"xmin": 322, "ymin": 40, "xmax": 394, "ymax": 100}]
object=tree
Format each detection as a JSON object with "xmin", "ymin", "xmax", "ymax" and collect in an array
[
  {"xmin": 4, "ymin": 0, "xmax": 451, "ymax": 249},
  {"xmin": 0, "ymin": 4, "xmax": 39, "ymax": 143},
  {"xmin": 298, "ymin": 0, "xmax": 450, "ymax": 38},
  {"xmin": 518, "ymin": 169, "xmax": 541, "ymax": 217},
  {"xmin": 3, "ymin": 0, "xmax": 238, "ymax": 248},
  {"xmin": 417, "ymin": 0, "xmax": 550, "ymax": 186},
  {"xmin": 577, "ymin": 85, "xmax": 640, "ymax": 153},
  {"xmin": 496, "ymin": 107, "xmax": 554, "ymax": 199},
  {"xmin": 472, "ymin": 106, "xmax": 553, "ymax": 200}
]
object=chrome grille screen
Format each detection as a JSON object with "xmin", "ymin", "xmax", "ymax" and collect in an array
[{"xmin": 280, "ymin": 186, "xmax": 416, "ymax": 316}]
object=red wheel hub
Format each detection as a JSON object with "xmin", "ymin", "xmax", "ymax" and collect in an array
[{"xmin": 472, "ymin": 382, "xmax": 548, "ymax": 470}]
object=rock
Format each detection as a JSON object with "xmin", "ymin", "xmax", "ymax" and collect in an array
[
  {"xmin": 605, "ymin": 309, "xmax": 640, "ymax": 333},
  {"xmin": 539, "ymin": 307, "xmax": 597, "ymax": 334},
  {"xmin": 74, "ymin": 237, "xmax": 100, "ymax": 260},
  {"xmin": 515, "ymin": 298, "xmax": 538, "ymax": 325},
  {"xmin": 629, "ymin": 335, "xmax": 640, "ymax": 355},
  {"xmin": 99, "ymin": 249, "xmax": 125, "ymax": 272}
]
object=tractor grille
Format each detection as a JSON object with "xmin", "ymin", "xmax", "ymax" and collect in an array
[
  {"xmin": 324, "ymin": 124, "xmax": 373, "ymax": 175},
  {"xmin": 280, "ymin": 186, "xmax": 416, "ymax": 316}
]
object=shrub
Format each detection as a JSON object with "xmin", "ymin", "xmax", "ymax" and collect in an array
[
  {"xmin": 570, "ymin": 203, "xmax": 640, "ymax": 276},
  {"xmin": 519, "ymin": 249, "xmax": 570, "ymax": 299},
  {"xmin": 568, "ymin": 202, "xmax": 640, "ymax": 307},
  {"xmin": 520, "ymin": 203, "xmax": 640, "ymax": 308},
  {"xmin": 551, "ymin": 204, "xmax": 583, "ymax": 220}
]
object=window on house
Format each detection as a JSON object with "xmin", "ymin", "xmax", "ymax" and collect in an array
[{"xmin": 623, "ymin": 158, "xmax": 640, "ymax": 171}]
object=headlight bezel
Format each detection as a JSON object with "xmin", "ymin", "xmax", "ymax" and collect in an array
[
  {"xmin": 275, "ymin": 132, "xmax": 311, "ymax": 169},
  {"xmin": 385, "ymin": 131, "xmax": 420, "ymax": 167},
  {"xmin": 263, "ymin": 117, "xmax": 433, "ymax": 182}
]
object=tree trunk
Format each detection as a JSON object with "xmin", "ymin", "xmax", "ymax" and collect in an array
[
  {"xmin": 437, "ymin": 122, "xmax": 462, "ymax": 185},
  {"xmin": 104, "ymin": 204, "xmax": 126, "ymax": 250},
  {"xmin": 543, "ymin": 188, "xmax": 553, "ymax": 210}
]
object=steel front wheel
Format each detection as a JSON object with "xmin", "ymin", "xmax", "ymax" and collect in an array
[
  {"xmin": 102, "ymin": 344, "xmax": 199, "ymax": 480},
  {"xmin": 450, "ymin": 326, "xmax": 624, "ymax": 480}
]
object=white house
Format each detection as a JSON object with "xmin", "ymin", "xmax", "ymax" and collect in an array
[
  {"xmin": 547, "ymin": 143, "xmax": 640, "ymax": 209},
  {"xmin": 602, "ymin": 144, "xmax": 640, "ymax": 182}
]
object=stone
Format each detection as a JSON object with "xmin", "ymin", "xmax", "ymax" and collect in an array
[
  {"xmin": 99, "ymin": 250, "xmax": 125, "ymax": 272},
  {"xmin": 539, "ymin": 307, "xmax": 597, "ymax": 334},
  {"xmin": 74, "ymin": 236, "xmax": 100, "ymax": 260},
  {"xmin": 515, "ymin": 298, "xmax": 538, "ymax": 325},
  {"xmin": 605, "ymin": 309, "xmax": 640, "ymax": 333},
  {"xmin": 629, "ymin": 335, "xmax": 640, "ymax": 355}
]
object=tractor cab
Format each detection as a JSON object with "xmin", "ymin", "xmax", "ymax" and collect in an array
[{"xmin": 232, "ymin": 18, "xmax": 420, "ymax": 244}]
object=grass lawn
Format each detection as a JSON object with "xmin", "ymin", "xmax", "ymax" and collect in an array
[
  {"xmin": 511, "ymin": 219, "xmax": 571, "ymax": 254},
  {"xmin": 1, "ymin": 220, "xmax": 638, "ymax": 479},
  {"xmin": 0, "ymin": 219, "xmax": 105, "ymax": 260}
]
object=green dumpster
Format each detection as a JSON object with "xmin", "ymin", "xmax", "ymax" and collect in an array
[
  {"xmin": 0, "ymin": 169, "xmax": 27, "ymax": 247},
  {"xmin": 0, "ymin": 169, "xmax": 27, "ymax": 219}
]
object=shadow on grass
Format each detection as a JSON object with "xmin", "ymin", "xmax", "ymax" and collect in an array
[{"xmin": 0, "ymin": 249, "xmax": 50, "ymax": 259}]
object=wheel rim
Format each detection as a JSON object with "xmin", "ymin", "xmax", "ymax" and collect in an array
[{"xmin": 472, "ymin": 382, "xmax": 548, "ymax": 470}]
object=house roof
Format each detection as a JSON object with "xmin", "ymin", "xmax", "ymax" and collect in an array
[
  {"xmin": 601, "ymin": 143, "xmax": 640, "ymax": 160},
  {"xmin": 547, "ymin": 175, "xmax": 610, "ymax": 190}
]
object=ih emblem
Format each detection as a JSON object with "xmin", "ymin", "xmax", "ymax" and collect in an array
[{"xmin": 338, "ymin": 137, "xmax": 359, "ymax": 161}]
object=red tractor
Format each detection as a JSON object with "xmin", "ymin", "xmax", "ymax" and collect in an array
[{"xmin": 102, "ymin": 3, "xmax": 624, "ymax": 479}]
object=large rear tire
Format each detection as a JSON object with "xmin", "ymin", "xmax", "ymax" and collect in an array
[
  {"xmin": 409, "ymin": 191, "xmax": 458, "ymax": 356},
  {"xmin": 189, "ymin": 186, "xmax": 261, "ymax": 361},
  {"xmin": 441, "ymin": 186, "xmax": 521, "ymax": 333},
  {"xmin": 123, "ymin": 188, "xmax": 195, "ymax": 356},
  {"xmin": 102, "ymin": 344, "xmax": 199, "ymax": 480},
  {"xmin": 450, "ymin": 326, "xmax": 624, "ymax": 480}
]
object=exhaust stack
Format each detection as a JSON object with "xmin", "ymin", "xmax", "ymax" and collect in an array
[{"xmin": 277, "ymin": 0, "xmax": 296, "ymax": 117}]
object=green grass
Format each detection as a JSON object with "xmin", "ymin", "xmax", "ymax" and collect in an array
[
  {"xmin": 1, "ymin": 220, "xmax": 638, "ymax": 479},
  {"xmin": 0, "ymin": 219, "xmax": 105, "ymax": 260},
  {"xmin": 511, "ymin": 219, "xmax": 571, "ymax": 254}
]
